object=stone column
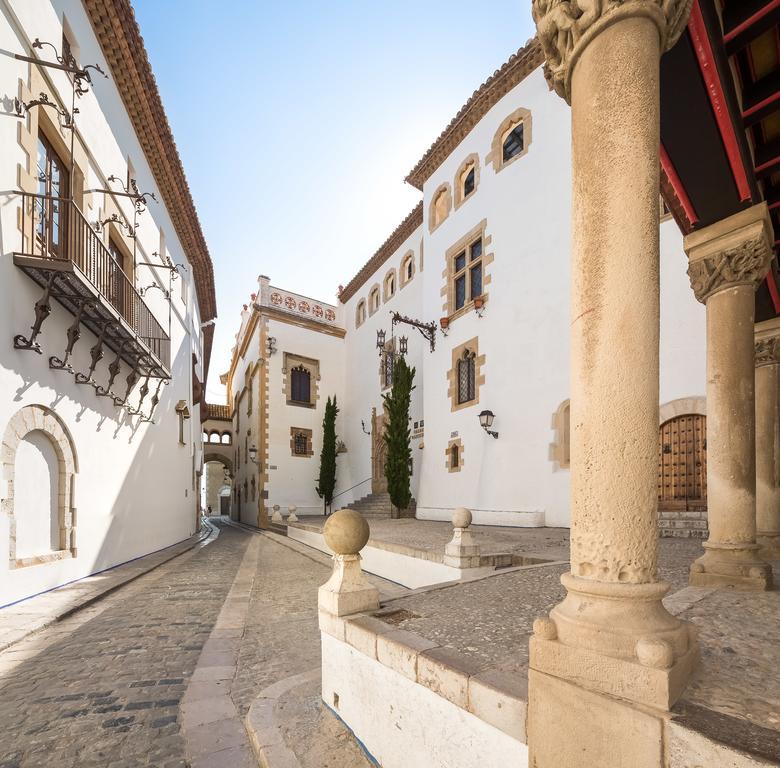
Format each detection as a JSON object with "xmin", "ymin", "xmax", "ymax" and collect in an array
[
  {"xmin": 686, "ymin": 204, "xmax": 773, "ymax": 589},
  {"xmin": 443, "ymin": 507, "xmax": 481, "ymax": 569},
  {"xmin": 755, "ymin": 320, "xmax": 780, "ymax": 559},
  {"xmin": 528, "ymin": 2, "xmax": 694, "ymax": 765}
]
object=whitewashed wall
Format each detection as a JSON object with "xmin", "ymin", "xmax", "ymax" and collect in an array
[
  {"xmin": 0, "ymin": 0, "xmax": 205, "ymax": 606},
  {"xmin": 339, "ymin": 226, "xmax": 425, "ymax": 509}
]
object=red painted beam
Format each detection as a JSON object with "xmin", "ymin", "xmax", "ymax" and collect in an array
[
  {"xmin": 660, "ymin": 144, "xmax": 699, "ymax": 226},
  {"xmin": 724, "ymin": 0, "xmax": 780, "ymax": 44},
  {"xmin": 689, "ymin": 1, "xmax": 753, "ymax": 202}
]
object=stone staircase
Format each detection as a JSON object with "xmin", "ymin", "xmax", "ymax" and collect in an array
[
  {"xmin": 658, "ymin": 507, "xmax": 708, "ymax": 538},
  {"xmin": 344, "ymin": 491, "xmax": 416, "ymax": 519}
]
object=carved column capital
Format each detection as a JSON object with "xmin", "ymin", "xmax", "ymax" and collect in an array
[
  {"xmin": 684, "ymin": 203, "xmax": 774, "ymax": 304},
  {"xmin": 531, "ymin": 0, "xmax": 692, "ymax": 102},
  {"xmin": 755, "ymin": 336, "xmax": 780, "ymax": 368}
]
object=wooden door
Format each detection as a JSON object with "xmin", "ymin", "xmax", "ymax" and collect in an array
[
  {"xmin": 658, "ymin": 414, "xmax": 707, "ymax": 510},
  {"xmin": 371, "ymin": 410, "xmax": 387, "ymax": 494}
]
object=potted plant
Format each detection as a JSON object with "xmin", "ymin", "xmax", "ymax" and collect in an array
[{"xmin": 440, "ymin": 316, "xmax": 449, "ymax": 329}]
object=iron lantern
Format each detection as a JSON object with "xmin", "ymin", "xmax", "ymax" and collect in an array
[
  {"xmin": 249, "ymin": 444, "xmax": 258, "ymax": 464},
  {"xmin": 478, "ymin": 410, "xmax": 499, "ymax": 439},
  {"xmin": 399, "ymin": 335, "xmax": 408, "ymax": 356},
  {"xmin": 376, "ymin": 329, "xmax": 386, "ymax": 349}
]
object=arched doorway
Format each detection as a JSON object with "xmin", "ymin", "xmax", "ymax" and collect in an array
[
  {"xmin": 203, "ymin": 454, "xmax": 233, "ymax": 518},
  {"xmin": 658, "ymin": 413, "xmax": 707, "ymax": 511}
]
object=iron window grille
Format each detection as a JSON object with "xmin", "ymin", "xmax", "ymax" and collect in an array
[
  {"xmin": 294, "ymin": 432, "xmax": 308, "ymax": 455},
  {"xmin": 457, "ymin": 350, "xmax": 476, "ymax": 404}
]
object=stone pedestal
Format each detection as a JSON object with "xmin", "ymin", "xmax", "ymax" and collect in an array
[
  {"xmin": 317, "ymin": 509, "xmax": 379, "ymax": 617},
  {"xmin": 271, "ymin": 504, "xmax": 283, "ymax": 523},
  {"xmin": 443, "ymin": 507, "xmax": 481, "ymax": 568},
  {"xmin": 528, "ymin": 1, "xmax": 694, "ymax": 765},
  {"xmin": 686, "ymin": 204, "xmax": 773, "ymax": 589},
  {"xmin": 286, "ymin": 505, "xmax": 299, "ymax": 523},
  {"xmin": 755, "ymin": 320, "xmax": 780, "ymax": 560}
]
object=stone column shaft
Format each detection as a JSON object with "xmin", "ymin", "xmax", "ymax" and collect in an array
[
  {"xmin": 755, "ymin": 323, "xmax": 780, "ymax": 559},
  {"xmin": 686, "ymin": 204, "xmax": 773, "ymax": 589}
]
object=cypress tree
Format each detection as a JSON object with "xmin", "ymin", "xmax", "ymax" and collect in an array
[
  {"xmin": 316, "ymin": 395, "xmax": 338, "ymax": 514},
  {"xmin": 382, "ymin": 357, "xmax": 415, "ymax": 516}
]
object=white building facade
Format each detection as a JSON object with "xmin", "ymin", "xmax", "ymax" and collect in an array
[
  {"xmin": 0, "ymin": 0, "xmax": 216, "ymax": 606},
  {"xmin": 222, "ymin": 41, "xmax": 706, "ymax": 531}
]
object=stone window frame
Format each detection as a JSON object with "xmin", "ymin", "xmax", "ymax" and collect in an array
[
  {"xmin": 456, "ymin": 349, "xmax": 477, "ymax": 405},
  {"xmin": 290, "ymin": 427, "xmax": 314, "ymax": 457},
  {"xmin": 368, "ymin": 284, "xmax": 381, "ymax": 316},
  {"xmin": 355, "ymin": 299, "xmax": 367, "ymax": 328},
  {"xmin": 383, "ymin": 267, "xmax": 397, "ymax": 303},
  {"xmin": 429, "ymin": 182, "xmax": 452, "ymax": 233},
  {"xmin": 446, "ymin": 437, "xmax": 464, "ymax": 473},
  {"xmin": 2, "ymin": 405, "xmax": 78, "ymax": 569},
  {"xmin": 486, "ymin": 107, "xmax": 532, "ymax": 173},
  {"xmin": 441, "ymin": 219, "xmax": 494, "ymax": 322},
  {"xmin": 246, "ymin": 365, "xmax": 254, "ymax": 416},
  {"xmin": 400, "ymin": 250, "xmax": 415, "ymax": 289},
  {"xmin": 550, "ymin": 399, "xmax": 571, "ymax": 469},
  {"xmin": 282, "ymin": 352, "xmax": 320, "ymax": 408},
  {"xmin": 379, "ymin": 337, "xmax": 397, "ymax": 391},
  {"xmin": 447, "ymin": 337, "xmax": 485, "ymax": 413},
  {"xmin": 453, "ymin": 153, "xmax": 480, "ymax": 210}
]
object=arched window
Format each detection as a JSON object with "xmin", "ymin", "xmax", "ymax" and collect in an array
[
  {"xmin": 202, "ymin": 431, "xmax": 209, "ymax": 443},
  {"xmin": 356, "ymin": 299, "xmax": 367, "ymax": 327},
  {"xmin": 457, "ymin": 349, "xmax": 476, "ymax": 404},
  {"xmin": 369, "ymin": 285, "xmax": 381, "ymax": 315},
  {"xmin": 429, "ymin": 184, "xmax": 451, "ymax": 232},
  {"xmin": 290, "ymin": 365, "xmax": 311, "ymax": 404},
  {"xmin": 400, "ymin": 252, "xmax": 415, "ymax": 287},
  {"xmin": 446, "ymin": 438, "xmax": 463, "ymax": 473},
  {"xmin": 502, "ymin": 122, "xmax": 524, "ymax": 162},
  {"xmin": 384, "ymin": 269, "xmax": 397, "ymax": 302},
  {"xmin": 454, "ymin": 154, "xmax": 479, "ymax": 208},
  {"xmin": 221, "ymin": 432, "xmax": 231, "ymax": 445},
  {"xmin": 209, "ymin": 431, "xmax": 220, "ymax": 444},
  {"xmin": 450, "ymin": 443, "xmax": 459, "ymax": 469},
  {"xmin": 489, "ymin": 108, "xmax": 532, "ymax": 172},
  {"xmin": 551, "ymin": 399, "xmax": 571, "ymax": 469}
]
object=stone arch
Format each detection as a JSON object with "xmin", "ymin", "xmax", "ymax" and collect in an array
[
  {"xmin": 428, "ymin": 183, "xmax": 452, "ymax": 233},
  {"xmin": 487, "ymin": 107, "xmax": 532, "ymax": 172},
  {"xmin": 400, "ymin": 251, "xmax": 415, "ymax": 288},
  {"xmin": 383, "ymin": 267, "xmax": 397, "ymax": 302},
  {"xmin": 659, "ymin": 396, "xmax": 706, "ymax": 425},
  {"xmin": 205, "ymin": 453, "xmax": 233, "ymax": 475},
  {"xmin": 2, "ymin": 404, "xmax": 78, "ymax": 568},
  {"xmin": 454, "ymin": 153, "xmax": 480, "ymax": 208}
]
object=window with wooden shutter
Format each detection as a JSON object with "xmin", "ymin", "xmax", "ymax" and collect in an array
[{"xmin": 290, "ymin": 365, "xmax": 311, "ymax": 404}]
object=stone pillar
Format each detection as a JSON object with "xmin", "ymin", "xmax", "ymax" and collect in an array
[
  {"xmin": 443, "ymin": 507, "xmax": 481, "ymax": 568},
  {"xmin": 528, "ymin": 2, "xmax": 694, "ymax": 765},
  {"xmin": 318, "ymin": 509, "xmax": 379, "ymax": 616},
  {"xmin": 755, "ymin": 320, "xmax": 780, "ymax": 559},
  {"xmin": 685, "ymin": 204, "xmax": 773, "ymax": 589},
  {"xmin": 287, "ymin": 505, "xmax": 299, "ymax": 523}
]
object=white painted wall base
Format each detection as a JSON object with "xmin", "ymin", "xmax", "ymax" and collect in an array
[
  {"xmin": 287, "ymin": 525, "xmax": 476, "ymax": 588},
  {"xmin": 416, "ymin": 507, "xmax": 546, "ymax": 528},
  {"xmin": 321, "ymin": 632, "xmax": 527, "ymax": 768}
]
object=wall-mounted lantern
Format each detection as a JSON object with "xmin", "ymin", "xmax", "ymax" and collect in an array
[
  {"xmin": 376, "ymin": 328, "xmax": 386, "ymax": 353},
  {"xmin": 399, "ymin": 335, "xmax": 408, "ymax": 356},
  {"xmin": 267, "ymin": 336, "xmax": 277, "ymax": 355},
  {"xmin": 478, "ymin": 409, "xmax": 499, "ymax": 439},
  {"xmin": 249, "ymin": 444, "xmax": 259, "ymax": 464}
]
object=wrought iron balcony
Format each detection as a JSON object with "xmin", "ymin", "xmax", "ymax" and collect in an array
[{"xmin": 12, "ymin": 192, "xmax": 170, "ymax": 379}]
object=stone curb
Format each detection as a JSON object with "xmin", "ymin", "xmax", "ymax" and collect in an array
[
  {"xmin": 0, "ymin": 521, "xmax": 217, "ymax": 653},
  {"xmin": 245, "ymin": 668, "xmax": 321, "ymax": 768},
  {"xmin": 320, "ymin": 608, "xmax": 529, "ymax": 744}
]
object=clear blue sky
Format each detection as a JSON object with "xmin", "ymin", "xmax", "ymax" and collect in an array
[{"xmin": 132, "ymin": 1, "xmax": 537, "ymax": 401}]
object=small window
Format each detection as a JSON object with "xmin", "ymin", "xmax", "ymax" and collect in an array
[
  {"xmin": 430, "ymin": 184, "xmax": 451, "ymax": 231},
  {"xmin": 502, "ymin": 122, "xmax": 524, "ymax": 163},
  {"xmin": 356, "ymin": 300, "xmax": 367, "ymax": 327},
  {"xmin": 450, "ymin": 444, "xmax": 459, "ymax": 469},
  {"xmin": 291, "ymin": 365, "xmax": 311, "ymax": 404},
  {"xmin": 221, "ymin": 433, "xmax": 231, "ymax": 445},
  {"xmin": 457, "ymin": 350, "xmax": 476, "ymax": 404},
  {"xmin": 294, "ymin": 432, "xmax": 308, "ymax": 456},
  {"xmin": 463, "ymin": 166, "xmax": 475, "ymax": 197},
  {"xmin": 369, "ymin": 286, "xmax": 380, "ymax": 314},
  {"xmin": 406, "ymin": 258, "xmax": 413, "ymax": 280},
  {"xmin": 202, "ymin": 431, "xmax": 209, "ymax": 443}
]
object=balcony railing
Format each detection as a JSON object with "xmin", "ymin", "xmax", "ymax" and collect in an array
[{"xmin": 14, "ymin": 191, "xmax": 170, "ymax": 374}]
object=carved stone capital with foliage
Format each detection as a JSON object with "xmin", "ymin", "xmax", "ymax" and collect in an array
[
  {"xmin": 755, "ymin": 336, "xmax": 780, "ymax": 368},
  {"xmin": 687, "ymin": 235, "xmax": 772, "ymax": 304},
  {"xmin": 531, "ymin": 0, "xmax": 692, "ymax": 102}
]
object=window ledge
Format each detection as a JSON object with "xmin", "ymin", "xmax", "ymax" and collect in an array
[
  {"xmin": 287, "ymin": 400, "xmax": 316, "ymax": 409},
  {"xmin": 12, "ymin": 550, "xmax": 73, "ymax": 569},
  {"xmin": 445, "ymin": 296, "xmax": 487, "ymax": 325}
]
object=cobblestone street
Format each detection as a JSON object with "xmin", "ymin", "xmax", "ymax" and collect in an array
[{"xmin": 0, "ymin": 523, "xmax": 343, "ymax": 768}]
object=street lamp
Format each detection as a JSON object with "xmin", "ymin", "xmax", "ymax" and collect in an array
[
  {"xmin": 478, "ymin": 410, "xmax": 499, "ymax": 439},
  {"xmin": 249, "ymin": 444, "xmax": 259, "ymax": 464},
  {"xmin": 376, "ymin": 328, "xmax": 386, "ymax": 354},
  {"xmin": 399, "ymin": 335, "xmax": 408, "ymax": 356}
]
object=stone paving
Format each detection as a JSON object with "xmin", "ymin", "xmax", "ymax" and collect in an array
[{"xmin": 0, "ymin": 522, "xmax": 399, "ymax": 768}]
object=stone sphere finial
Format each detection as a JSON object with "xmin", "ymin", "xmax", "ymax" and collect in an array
[
  {"xmin": 452, "ymin": 507, "xmax": 472, "ymax": 529},
  {"xmin": 324, "ymin": 509, "xmax": 370, "ymax": 555}
]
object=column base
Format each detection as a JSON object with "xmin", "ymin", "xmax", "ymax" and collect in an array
[
  {"xmin": 757, "ymin": 531, "xmax": 780, "ymax": 561},
  {"xmin": 689, "ymin": 542, "xmax": 773, "ymax": 590},
  {"xmin": 532, "ymin": 573, "xmax": 697, "ymax": 709},
  {"xmin": 528, "ymin": 669, "xmax": 671, "ymax": 768}
]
